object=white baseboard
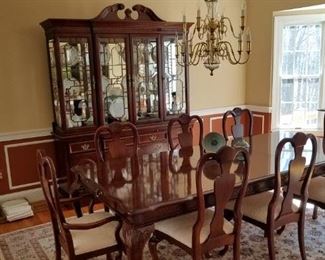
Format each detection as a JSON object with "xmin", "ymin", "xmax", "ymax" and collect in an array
[{"xmin": 0, "ymin": 188, "xmax": 44, "ymax": 204}]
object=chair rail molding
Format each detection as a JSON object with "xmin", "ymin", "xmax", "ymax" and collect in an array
[
  {"xmin": 191, "ymin": 104, "xmax": 272, "ymax": 116},
  {"xmin": 0, "ymin": 128, "xmax": 52, "ymax": 142}
]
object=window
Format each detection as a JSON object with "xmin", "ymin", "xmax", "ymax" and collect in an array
[{"xmin": 272, "ymin": 13, "xmax": 325, "ymax": 130}]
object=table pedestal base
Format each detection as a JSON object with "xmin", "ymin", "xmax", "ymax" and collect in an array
[{"xmin": 121, "ymin": 222, "xmax": 154, "ymax": 260}]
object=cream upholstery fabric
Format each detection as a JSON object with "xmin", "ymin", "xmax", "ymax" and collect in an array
[
  {"xmin": 294, "ymin": 176, "xmax": 325, "ymax": 203},
  {"xmin": 154, "ymin": 210, "xmax": 233, "ymax": 248},
  {"xmin": 227, "ymin": 191, "xmax": 299, "ymax": 224},
  {"xmin": 308, "ymin": 177, "xmax": 325, "ymax": 203},
  {"xmin": 67, "ymin": 212, "xmax": 118, "ymax": 255}
]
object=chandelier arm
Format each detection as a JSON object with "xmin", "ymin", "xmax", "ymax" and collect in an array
[
  {"xmin": 221, "ymin": 16, "xmax": 242, "ymax": 39},
  {"xmin": 189, "ymin": 43, "xmax": 207, "ymax": 65},
  {"xmin": 238, "ymin": 54, "xmax": 250, "ymax": 65},
  {"xmin": 225, "ymin": 41, "xmax": 249, "ymax": 65},
  {"xmin": 217, "ymin": 41, "xmax": 241, "ymax": 64}
]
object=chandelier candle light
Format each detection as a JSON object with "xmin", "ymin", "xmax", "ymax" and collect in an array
[{"xmin": 177, "ymin": 0, "xmax": 251, "ymax": 76}]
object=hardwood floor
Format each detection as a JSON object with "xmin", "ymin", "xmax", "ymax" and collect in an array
[{"xmin": 0, "ymin": 202, "xmax": 104, "ymax": 234}]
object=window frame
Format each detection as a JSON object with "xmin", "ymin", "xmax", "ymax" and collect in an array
[{"xmin": 271, "ymin": 13, "xmax": 325, "ymax": 131}]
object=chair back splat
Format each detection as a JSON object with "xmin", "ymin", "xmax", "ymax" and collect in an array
[
  {"xmin": 95, "ymin": 121, "xmax": 139, "ymax": 162},
  {"xmin": 193, "ymin": 146, "xmax": 250, "ymax": 258},
  {"xmin": 168, "ymin": 114, "xmax": 204, "ymax": 152},
  {"xmin": 222, "ymin": 107, "xmax": 253, "ymax": 141}
]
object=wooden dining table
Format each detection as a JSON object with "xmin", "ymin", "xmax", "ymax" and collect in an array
[{"xmin": 71, "ymin": 131, "xmax": 325, "ymax": 260}]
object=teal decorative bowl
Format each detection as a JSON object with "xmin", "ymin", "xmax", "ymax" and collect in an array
[{"xmin": 203, "ymin": 132, "xmax": 226, "ymax": 153}]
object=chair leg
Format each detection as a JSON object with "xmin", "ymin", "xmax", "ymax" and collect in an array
[
  {"xmin": 53, "ymin": 232, "xmax": 61, "ymax": 260},
  {"xmin": 233, "ymin": 233, "xmax": 241, "ymax": 260},
  {"xmin": 276, "ymin": 225, "xmax": 286, "ymax": 235},
  {"xmin": 298, "ymin": 219, "xmax": 307, "ymax": 260},
  {"xmin": 267, "ymin": 228, "xmax": 276, "ymax": 260},
  {"xmin": 312, "ymin": 206, "xmax": 318, "ymax": 220},
  {"xmin": 148, "ymin": 233, "xmax": 160, "ymax": 260},
  {"xmin": 115, "ymin": 250, "xmax": 123, "ymax": 260},
  {"xmin": 106, "ymin": 253, "xmax": 113, "ymax": 260}
]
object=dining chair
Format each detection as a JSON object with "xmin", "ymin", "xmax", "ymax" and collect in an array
[
  {"xmin": 37, "ymin": 150, "xmax": 123, "ymax": 260},
  {"xmin": 227, "ymin": 132, "xmax": 317, "ymax": 260},
  {"xmin": 149, "ymin": 146, "xmax": 250, "ymax": 260},
  {"xmin": 94, "ymin": 121, "xmax": 139, "ymax": 162},
  {"xmin": 168, "ymin": 114, "xmax": 204, "ymax": 153},
  {"xmin": 222, "ymin": 107, "xmax": 253, "ymax": 141},
  {"xmin": 308, "ymin": 114, "xmax": 325, "ymax": 219}
]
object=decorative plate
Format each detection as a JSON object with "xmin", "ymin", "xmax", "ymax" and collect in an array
[
  {"xmin": 107, "ymin": 97, "xmax": 124, "ymax": 118},
  {"xmin": 203, "ymin": 132, "xmax": 226, "ymax": 153},
  {"xmin": 68, "ymin": 46, "xmax": 79, "ymax": 66}
]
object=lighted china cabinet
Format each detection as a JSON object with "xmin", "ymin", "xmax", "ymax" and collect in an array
[{"xmin": 41, "ymin": 4, "xmax": 189, "ymax": 183}]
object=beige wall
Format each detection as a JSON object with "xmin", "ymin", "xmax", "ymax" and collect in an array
[
  {"xmin": 246, "ymin": 0, "xmax": 325, "ymax": 107},
  {"xmin": 0, "ymin": 0, "xmax": 245, "ymax": 133}
]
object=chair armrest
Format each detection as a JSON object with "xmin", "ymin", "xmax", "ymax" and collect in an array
[{"xmin": 63, "ymin": 215, "xmax": 120, "ymax": 230}]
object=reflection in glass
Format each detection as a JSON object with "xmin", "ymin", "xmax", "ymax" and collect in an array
[
  {"xmin": 48, "ymin": 40, "xmax": 62, "ymax": 127},
  {"xmin": 164, "ymin": 37, "xmax": 186, "ymax": 115},
  {"xmin": 132, "ymin": 38, "xmax": 159, "ymax": 120},
  {"xmin": 99, "ymin": 38, "xmax": 128, "ymax": 122},
  {"xmin": 60, "ymin": 38, "xmax": 94, "ymax": 128}
]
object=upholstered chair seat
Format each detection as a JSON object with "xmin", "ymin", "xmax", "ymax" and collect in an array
[
  {"xmin": 294, "ymin": 176, "xmax": 325, "ymax": 203},
  {"xmin": 227, "ymin": 191, "xmax": 299, "ymax": 224},
  {"xmin": 294, "ymin": 176, "xmax": 325, "ymax": 219},
  {"xmin": 154, "ymin": 210, "xmax": 233, "ymax": 248},
  {"xmin": 68, "ymin": 211, "xmax": 119, "ymax": 255}
]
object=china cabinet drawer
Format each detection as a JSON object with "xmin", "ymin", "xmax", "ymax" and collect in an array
[
  {"xmin": 139, "ymin": 132, "xmax": 167, "ymax": 144},
  {"xmin": 69, "ymin": 141, "xmax": 95, "ymax": 154}
]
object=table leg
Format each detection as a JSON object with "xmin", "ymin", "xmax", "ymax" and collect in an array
[{"xmin": 121, "ymin": 221, "xmax": 154, "ymax": 260}]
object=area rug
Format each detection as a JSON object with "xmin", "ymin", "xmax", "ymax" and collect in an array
[{"xmin": 0, "ymin": 208, "xmax": 324, "ymax": 260}]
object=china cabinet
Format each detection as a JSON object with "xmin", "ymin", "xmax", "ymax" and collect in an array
[{"xmin": 41, "ymin": 4, "xmax": 189, "ymax": 184}]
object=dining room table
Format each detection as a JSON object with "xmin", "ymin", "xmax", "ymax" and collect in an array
[{"xmin": 71, "ymin": 131, "xmax": 325, "ymax": 260}]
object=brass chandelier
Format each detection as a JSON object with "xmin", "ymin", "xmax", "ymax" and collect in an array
[{"xmin": 176, "ymin": 0, "xmax": 251, "ymax": 76}]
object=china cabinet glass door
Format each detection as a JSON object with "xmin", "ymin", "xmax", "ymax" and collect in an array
[
  {"xmin": 58, "ymin": 38, "xmax": 95, "ymax": 128},
  {"xmin": 163, "ymin": 36, "xmax": 186, "ymax": 117},
  {"xmin": 48, "ymin": 40, "xmax": 62, "ymax": 127},
  {"xmin": 98, "ymin": 37, "xmax": 129, "ymax": 123},
  {"xmin": 132, "ymin": 37, "xmax": 160, "ymax": 122}
]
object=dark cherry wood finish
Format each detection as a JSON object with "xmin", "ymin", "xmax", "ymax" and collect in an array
[
  {"xmin": 240, "ymin": 132, "xmax": 317, "ymax": 260},
  {"xmin": 149, "ymin": 146, "xmax": 250, "ymax": 260},
  {"xmin": 168, "ymin": 114, "xmax": 204, "ymax": 151},
  {"xmin": 222, "ymin": 107, "xmax": 253, "ymax": 141},
  {"xmin": 73, "ymin": 132, "xmax": 325, "ymax": 260},
  {"xmin": 94, "ymin": 122, "xmax": 139, "ymax": 162},
  {"xmin": 37, "ymin": 150, "xmax": 123, "ymax": 260},
  {"xmin": 40, "ymin": 4, "xmax": 189, "ymax": 186}
]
